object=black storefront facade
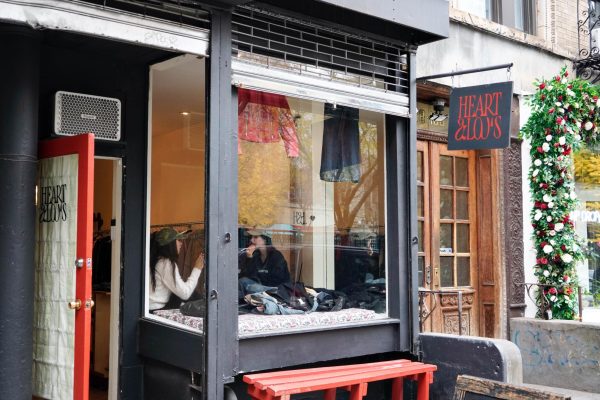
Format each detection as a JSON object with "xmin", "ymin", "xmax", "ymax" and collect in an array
[{"xmin": 0, "ymin": 1, "xmax": 448, "ymax": 399}]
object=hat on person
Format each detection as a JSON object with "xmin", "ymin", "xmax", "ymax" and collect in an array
[
  {"xmin": 246, "ymin": 228, "xmax": 272, "ymax": 239},
  {"xmin": 155, "ymin": 228, "xmax": 190, "ymax": 246}
]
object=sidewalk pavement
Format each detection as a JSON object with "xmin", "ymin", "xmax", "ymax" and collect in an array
[{"xmin": 522, "ymin": 383, "xmax": 600, "ymax": 399}]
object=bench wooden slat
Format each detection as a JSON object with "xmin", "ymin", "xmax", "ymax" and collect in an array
[
  {"xmin": 243, "ymin": 359, "xmax": 412, "ymax": 384},
  {"xmin": 252, "ymin": 360, "xmax": 417, "ymax": 389},
  {"xmin": 266, "ymin": 363, "xmax": 437, "ymax": 396}
]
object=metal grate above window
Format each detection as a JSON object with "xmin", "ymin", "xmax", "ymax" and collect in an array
[
  {"xmin": 79, "ymin": 0, "xmax": 210, "ymax": 29},
  {"xmin": 232, "ymin": 6, "xmax": 409, "ymax": 95}
]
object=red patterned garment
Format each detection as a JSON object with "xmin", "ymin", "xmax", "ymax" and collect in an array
[{"xmin": 238, "ymin": 88, "xmax": 299, "ymax": 157}]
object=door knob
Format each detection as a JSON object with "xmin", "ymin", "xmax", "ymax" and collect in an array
[{"xmin": 68, "ymin": 300, "xmax": 82, "ymax": 310}]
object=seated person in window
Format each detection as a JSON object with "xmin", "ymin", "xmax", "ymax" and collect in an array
[
  {"xmin": 149, "ymin": 228, "xmax": 204, "ymax": 311},
  {"xmin": 239, "ymin": 229, "xmax": 290, "ymax": 287}
]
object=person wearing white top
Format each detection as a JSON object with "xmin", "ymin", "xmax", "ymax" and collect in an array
[{"xmin": 149, "ymin": 228, "xmax": 204, "ymax": 311}]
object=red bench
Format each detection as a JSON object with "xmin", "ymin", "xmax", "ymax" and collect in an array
[{"xmin": 243, "ymin": 359, "xmax": 437, "ymax": 400}]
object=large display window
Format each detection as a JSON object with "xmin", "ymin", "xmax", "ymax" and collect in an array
[
  {"xmin": 144, "ymin": 55, "xmax": 207, "ymax": 328},
  {"xmin": 234, "ymin": 89, "xmax": 388, "ymax": 335},
  {"xmin": 144, "ymin": 61, "xmax": 390, "ymax": 334}
]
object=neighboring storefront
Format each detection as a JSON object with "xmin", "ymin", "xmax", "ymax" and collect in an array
[
  {"xmin": 574, "ymin": 146, "xmax": 600, "ymax": 318},
  {"xmin": 0, "ymin": 1, "xmax": 448, "ymax": 399},
  {"xmin": 414, "ymin": 82, "xmax": 516, "ymax": 338}
]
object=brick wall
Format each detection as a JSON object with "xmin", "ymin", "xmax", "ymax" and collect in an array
[{"xmin": 544, "ymin": 0, "xmax": 587, "ymax": 57}]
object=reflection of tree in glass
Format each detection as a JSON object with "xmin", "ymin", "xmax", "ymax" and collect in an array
[
  {"xmin": 238, "ymin": 140, "xmax": 290, "ymax": 227},
  {"xmin": 575, "ymin": 148, "xmax": 600, "ymax": 186},
  {"xmin": 334, "ymin": 121, "xmax": 381, "ymax": 236}
]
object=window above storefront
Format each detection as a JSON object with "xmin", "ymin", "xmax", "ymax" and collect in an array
[{"xmin": 455, "ymin": 0, "xmax": 537, "ymax": 35}]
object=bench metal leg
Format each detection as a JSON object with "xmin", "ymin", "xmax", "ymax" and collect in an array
[
  {"xmin": 348, "ymin": 383, "xmax": 367, "ymax": 400},
  {"xmin": 324, "ymin": 388, "xmax": 336, "ymax": 400},
  {"xmin": 391, "ymin": 377, "xmax": 404, "ymax": 399},
  {"xmin": 416, "ymin": 372, "xmax": 433, "ymax": 400}
]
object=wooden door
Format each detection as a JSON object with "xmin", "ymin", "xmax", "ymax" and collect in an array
[
  {"xmin": 418, "ymin": 140, "xmax": 478, "ymax": 336},
  {"xmin": 33, "ymin": 134, "xmax": 94, "ymax": 400}
]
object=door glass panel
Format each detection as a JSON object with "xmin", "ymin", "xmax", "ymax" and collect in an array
[
  {"xmin": 440, "ymin": 155, "xmax": 453, "ymax": 185},
  {"xmin": 456, "ymin": 157, "xmax": 469, "ymax": 187},
  {"xmin": 418, "ymin": 186, "xmax": 424, "ymax": 217},
  {"xmin": 456, "ymin": 191, "xmax": 469, "ymax": 220},
  {"xmin": 418, "ymin": 256, "xmax": 425, "ymax": 287},
  {"xmin": 456, "ymin": 224, "xmax": 470, "ymax": 253},
  {"xmin": 440, "ymin": 189, "xmax": 453, "ymax": 219},
  {"xmin": 440, "ymin": 223, "xmax": 453, "ymax": 253},
  {"xmin": 418, "ymin": 221, "xmax": 424, "ymax": 252},
  {"xmin": 440, "ymin": 256, "xmax": 454, "ymax": 287},
  {"xmin": 417, "ymin": 151, "xmax": 423, "ymax": 182},
  {"xmin": 457, "ymin": 257, "xmax": 470, "ymax": 286}
]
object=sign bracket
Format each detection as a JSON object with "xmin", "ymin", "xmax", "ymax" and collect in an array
[{"xmin": 417, "ymin": 63, "xmax": 514, "ymax": 81}]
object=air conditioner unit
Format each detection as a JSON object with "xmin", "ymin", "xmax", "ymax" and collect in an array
[{"xmin": 54, "ymin": 91, "xmax": 121, "ymax": 141}]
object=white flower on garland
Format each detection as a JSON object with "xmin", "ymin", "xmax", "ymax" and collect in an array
[
  {"xmin": 546, "ymin": 134, "xmax": 553, "ymax": 141},
  {"xmin": 543, "ymin": 269, "xmax": 550, "ymax": 277},
  {"xmin": 561, "ymin": 253, "xmax": 573, "ymax": 263},
  {"xmin": 543, "ymin": 194, "xmax": 552, "ymax": 202},
  {"xmin": 555, "ymin": 102, "xmax": 562, "ymax": 107},
  {"xmin": 542, "ymin": 143, "xmax": 550, "ymax": 152},
  {"xmin": 550, "ymin": 295, "xmax": 557, "ymax": 302},
  {"xmin": 570, "ymin": 192, "xmax": 577, "ymax": 200},
  {"xmin": 534, "ymin": 159, "xmax": 542, "ymax": 166},
  {"xmin": 574, "ymin": 102, "xmax": 581, "ymax": 109},
  {"xmin": 547, "ymin": 85, "xmax": 553, "ymax": 91},
  {"xmin": 534, "ymin": 212, "xmax": 543, "ymax": 221},
  {"xmin": 548, "ymin": 202, "xmax": 554, "ymax": 208},
  {"xmin": 549, "ymin": 230, "xmax": 556, "ymax": 236},
  {"xmin": 573, "ymin": 243, "xmax": 580, "ymax": 252},
  {"xmin": 585, "ymin": 121, "xmax": 594, "ymax": 131},
  {"xmin": 559, "ymin": 136, "xmax": 566, "ymax": 145},
  {"xmin": 543, "ymin": 244, "xmax": 554, "ymax": 254},
  {"xmin": 567, "ymin": 89, "xmax": 576, "ymax": 97},
  {"xmin": 533, "ymin": 169, "xmax": 539, "ymax": 177},
  {"xmin": 575, "ymin": 134, "xmax": 582, "ymax": 141},
  {"xmin": 597, "ymin": 97, "xmax": 600, "ymax": 107},
  {"xmin": 550, "ymin": 239, "xmax": 556, "ymax": 245},
  {"xmin": 554, "ymin": 222, "xmax": 564, "ymax": 231},
  {"xmin": 547, "ymin": 216, "xmax": 553, "ymax": 222}
]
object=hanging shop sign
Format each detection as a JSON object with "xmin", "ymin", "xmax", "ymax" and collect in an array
[{"xmin": 448, "ymin": 81, "xmax": 513, "ymax": 150}]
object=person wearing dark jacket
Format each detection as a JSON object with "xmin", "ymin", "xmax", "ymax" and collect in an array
[{"xmin": 239, "ymin": 229, "xmax": 290, "ymax": 287}]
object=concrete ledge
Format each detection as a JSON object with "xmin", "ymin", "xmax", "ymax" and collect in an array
[
  {"xmin": 420, "ymin": 333, "xmax": 523, "ymax": 399},
  {"xmin": 511, "ymin": 317, "xmax": 600, "ymax": 394}
]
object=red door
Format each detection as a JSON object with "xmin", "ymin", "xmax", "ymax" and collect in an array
[{"xmin": 33, "ymin": 134, "xmax": 94, "ymax": 400}]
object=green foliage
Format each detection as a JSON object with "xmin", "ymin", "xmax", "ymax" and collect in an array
[{"xmin": 521, "ymin": 67, "xmax": 600, "ymax": 319}]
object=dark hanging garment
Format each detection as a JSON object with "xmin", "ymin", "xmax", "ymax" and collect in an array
[{"xmin": 320, "ymin": 103, "xmax": 361, "ymax": 183}]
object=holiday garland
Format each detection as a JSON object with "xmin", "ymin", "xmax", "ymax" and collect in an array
[{"xmin": 521, "ymin": 67, "xmax": 600, "ymax": 319}]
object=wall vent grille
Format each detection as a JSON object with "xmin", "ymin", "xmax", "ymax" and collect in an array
[{"xmin": 54, "ymin": 91, "xmax": 122, "ymax": 141}]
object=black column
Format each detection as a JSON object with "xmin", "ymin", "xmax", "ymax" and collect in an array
[{"xmin": 0, "ymin": 24, "xmax": 40, "ymax": 400}]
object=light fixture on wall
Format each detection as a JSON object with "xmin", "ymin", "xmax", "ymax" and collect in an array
[{"xmin": 429, "ymin": 98, "xmax": 448, "ymax": 122}]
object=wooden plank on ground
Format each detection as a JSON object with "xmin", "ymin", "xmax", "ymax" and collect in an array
[{"xmin": 452, "ymin": 375, "xmax": 572, "ymax": 400}]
